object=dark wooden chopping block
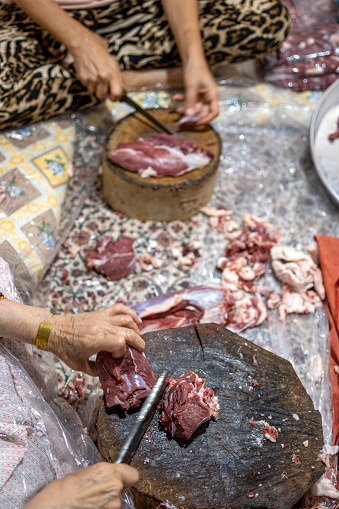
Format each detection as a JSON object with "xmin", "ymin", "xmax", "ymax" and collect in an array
[
  {"xmin": 97, "ymin": 324, "xmax": 324, "ymax": 509},
  {"xmin": 102, "ymin": 109, "xmax": 221, "ymax": 221}
]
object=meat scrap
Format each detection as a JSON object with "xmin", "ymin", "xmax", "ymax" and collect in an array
[
  {"xmin": 263, "ymin": 425, "xmax": 278, "ymax": 443},
  {"xmin": 85, "ymin": 236, "xmax": 136, "ymax": 281},
  {"xmin": 138, "ymin": 254, "xmax": 166, "ymax": 271},
  {"xmin": 96, "ymin": 346, "xmax": 156, "ymax": 409},
  {"xmin": 170, "ymin": 241, "xmax": 201, "ymax": 267},
  {"xmin": 278, "ymin": 284, "xmax": 323, "ymax": 321},
  {"xmin": 328, "ymin": 117, "xmax": 339, "ymax": 142},
  {"xmin": 226, "ymin": 293, "xmax": 267, "ymax": 333},
  {"xmin": 270, "ymin": 245, "xmax": 325, "ymax": 298},
  {"xmin": 200, "ymin": 206, "xmax": 233, "ymax": 217},
  {"xmin": 110, "ymin": 133, "xmax": 214, "ymax": 178},
  {"xmin": 158, "ymin": 371, "xmax": 220, "ymax": 440}
]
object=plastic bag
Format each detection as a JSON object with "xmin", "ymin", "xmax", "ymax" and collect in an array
[
  {"xmin": 262, "ymin": 0, "xmax": 339, "ymax": 91},
  {"xmin": 0, "ymin": 257, "xmax": 135, "ymax": 509}
]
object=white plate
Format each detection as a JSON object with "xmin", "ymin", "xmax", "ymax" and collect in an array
[{"xmin": 310, "ymin": 79, "xmax": 339, "ymax": 205}]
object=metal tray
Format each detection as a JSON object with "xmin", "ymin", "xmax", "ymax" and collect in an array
[{"xmin": 310, "ymin": 79, "xmax": 339, "ymax": 206}]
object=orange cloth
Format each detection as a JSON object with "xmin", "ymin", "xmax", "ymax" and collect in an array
[{"xmin": 316, "ymin": 235, "xmax": 339, "ymax": 444}]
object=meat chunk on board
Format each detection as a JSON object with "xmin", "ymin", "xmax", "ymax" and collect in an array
[{"xmin": 158, "ymin": 370, "xmax": 220, "ymax": 440}]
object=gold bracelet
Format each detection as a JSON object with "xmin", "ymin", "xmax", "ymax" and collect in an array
[{"xmin": 35, "ymin": 321, "xmax": 53, "ymax": 351}]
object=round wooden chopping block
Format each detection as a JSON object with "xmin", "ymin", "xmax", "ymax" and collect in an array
[
  {"xmin": 102, "ymin": 109, "xmax": 221, "ymax": 221},
  {"xmin": 97, "ymin": 324, "xmax": 324, "ymax": 509}
]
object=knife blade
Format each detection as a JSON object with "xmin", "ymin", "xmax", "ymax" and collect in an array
[
  {"xmin": 114, "ymin": 369, "xmax": 168, "ymax": 464},
  {"xmin": 121, "ymin": 93, "xmax": 176, "ymax": 136}
]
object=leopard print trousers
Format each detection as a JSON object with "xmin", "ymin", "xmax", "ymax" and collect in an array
[{"xmin": 0, "ymin": 0, "xmax": 289, "ymax": 129}]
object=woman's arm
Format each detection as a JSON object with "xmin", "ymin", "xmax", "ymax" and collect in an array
[
  {"xmin": 0, "ymin": 297, "xmax": 145, "ymax": 376},
  {"xmin": 161, "ymin": 0, "xmax": 219, "ymax": 124},
  {"xmin": 13, "ymin": 0, "xmax": 124, "ymax": 100}
]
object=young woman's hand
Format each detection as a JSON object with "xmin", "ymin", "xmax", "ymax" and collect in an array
[
  {"xmin": 175, "ymin": 59, "xmax": 219, "ymax": 125},
  {"xmin": 72, "ymin": 32, "xmax": 124, "ymax": 101},
  {"xmin": 23, "ymin": 462, "xmax": 139, "ymax": 509},
  {"xmin": 49, "ymin": 304, "xmax": 145, "ymax": 376}
]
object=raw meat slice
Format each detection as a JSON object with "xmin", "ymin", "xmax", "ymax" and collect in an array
[
  {"xmin": 110, "ymin": 133, "xmax": 214, "ymax": 178},
  {"xmin": 85, "ymin": 236, "xmax": 136, "ymax": 281},
  {"xmin": 130, "ymin": 286, "xmax": 229, "ymax": 333},
  {"xmin": 226, "ymin": 293, "xmax": 267, "ymax": 332},
  {"xmin": 158, "ymin": 370, "xmax": 219, "ymax": 440},
  {"xmin": 96, "ymin": 346, "xmax": 156, "ymax": 409}
]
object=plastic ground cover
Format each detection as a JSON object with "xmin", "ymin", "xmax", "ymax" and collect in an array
[{"xmin": 36, "ymin": 79, "xmax": 339, "ymax": 456}]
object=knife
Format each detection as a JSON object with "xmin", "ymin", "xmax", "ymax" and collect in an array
[
  {"xmin": 114, "ymin": 369, "xmax": 168, "ymax": 464},
  {"xmin": 121, "ymin": 93, "xmax": 176, "ymax": 136}
]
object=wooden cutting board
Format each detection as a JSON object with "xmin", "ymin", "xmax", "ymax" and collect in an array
[
  {"xmin": 102, "ymin": 109, "xmax": 221, "ymax": 221},
  {"xmin": 97, "ymin": 324, "xmax": 324, "ymax": 509}
]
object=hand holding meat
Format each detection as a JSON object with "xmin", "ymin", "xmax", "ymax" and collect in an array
[
  {"xmin": 23, "ymin": 462, "xmax": 139, "ymax": 509},
  {"xmin": 71, "ymin": 31, "xmax": 124, "ymax": 101},
  {"xmin": 175, "ymin": 60, "xmax": 219, "ymax": 124},
  {"xmin": 48, "ymin": 304, "xmax": 145, "ymax": 376}
]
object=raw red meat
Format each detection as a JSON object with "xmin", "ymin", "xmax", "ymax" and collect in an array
[
  {"xmin": 130, "ymin": 286, "xmax": 229, "ymax": 333},
  {"xmin": 96, "ymin": 346, "xmax": 156, "ymax": 409},
  {"xmin": 85, "ymin": 236, "xmax": 136, "ymax": 281},
  {"xmin": 158, "ymin": 370, "xmax": 219, "ymax": 440},
  {"xmin": 110, "ymin": 133, "xmax": 214, "ymax": 178}
]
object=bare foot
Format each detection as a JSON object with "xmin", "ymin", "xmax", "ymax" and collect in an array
[{"xmin": 122, "ymin": 67, "xmax": 184, "ymax": 90}]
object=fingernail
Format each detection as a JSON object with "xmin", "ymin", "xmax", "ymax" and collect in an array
[{"xmin": 186, "ymin": 108, "xmax": 194, "ymax": 116}]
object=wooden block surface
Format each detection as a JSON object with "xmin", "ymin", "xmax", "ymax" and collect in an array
[
  {"xmin": 97, "ymin": 324, "xmax": 324, "ymax": 509},
  {"xmin": 102, "ymin": 110, "xmax": 221, "ymax": 221}
]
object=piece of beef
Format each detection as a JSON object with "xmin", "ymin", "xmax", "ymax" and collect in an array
[
  {"xmin": 110, "ymin": 133, "xmax": 214, "ymax": 178},
  {"xmin": 96, "ymin": 346, "xmax": 156, "ymax": 409},
  {"xmin": 158, "ymin": 371, "xmax": 219, "ymax": 440},
  {"xmin": 85, "ymin": 236, "xmax": 136, "ymax": 281},
  {"xmin": 130, "ymin": 286, "xmax": 229, "ymax": 334}
]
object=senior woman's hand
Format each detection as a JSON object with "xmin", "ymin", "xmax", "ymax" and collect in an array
[
  {"xmin": 23, "ymin": 462, "xmax": 139, "ymax": 509},
  {"xmin": 48, "ymin": 304, "xmax": 145, "ymax": 376}
]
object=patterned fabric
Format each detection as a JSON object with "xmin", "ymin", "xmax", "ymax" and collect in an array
[
  {"xmin": 0, "ymin": 0, "xmax": 289, "ymax": 129},
  {"xmin": 0, "ymin": 120, "xmax": 75, "ymax": 284}
]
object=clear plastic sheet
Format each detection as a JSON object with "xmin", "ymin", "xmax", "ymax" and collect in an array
[
  {"xmin": 0, "ymin": 258, "xmax": 135, "ymax": 509},
  {"xmin": 38, "ymin": 82, "xmax": 339, "ymax": 436},
  {"xmin": 35, "ymin": 82, "xmax": 339, "ymax": 504},
  {"xmin": 262, "ymin": 0, "xmax": 339, "ymax": 91}
]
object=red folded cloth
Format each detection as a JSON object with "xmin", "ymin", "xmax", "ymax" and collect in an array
[{"xmin": 316, "ymin": 235, "xmax": 339, "ymax": 444}]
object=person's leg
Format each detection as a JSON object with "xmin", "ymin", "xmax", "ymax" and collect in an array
[
  {"xmin": 198, "ymin": 0, "xmax": 290, "ymax": 67},
  {"xmin": 95, "ymin": 0, "xmax": 289, "ymax": 89},
  {"xmin": 0, "ymin": 2, "xmax": 98, "ymax": 130}
]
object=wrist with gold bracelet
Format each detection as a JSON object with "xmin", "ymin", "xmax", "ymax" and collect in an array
[{"xmin": 1, "ymin": 292, "xmax": 55, "ymax": 350}]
